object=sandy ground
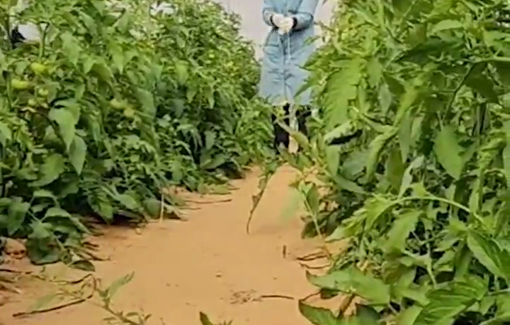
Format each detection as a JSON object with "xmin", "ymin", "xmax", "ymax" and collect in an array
[{"xmin": 0, "ymin": 166, "xmax": 344, "ymax": 325}]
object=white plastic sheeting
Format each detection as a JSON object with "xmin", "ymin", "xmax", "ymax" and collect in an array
[
  {"xmin": 214, "ymin": 0, "xmax": 334, "ymax": 58},
  {"xmin": 10, "ymin": 0, "xmax": 41, "ymax": 42}
]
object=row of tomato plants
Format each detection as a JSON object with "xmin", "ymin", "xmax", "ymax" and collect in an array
[
  {"xmin": 0, "ymin": 0, "xmax": 271, "ymax": 265},
  {"xmin": 287, "ymin": 0, "xmax": 510, "ymax": 324}
]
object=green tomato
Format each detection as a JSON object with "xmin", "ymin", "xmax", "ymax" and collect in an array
[
  {"xmin": 28, "ymin": 99, "xmax": 37, "ymax": 107},
  {"xmin": 38, "ymin": 88, "xmax": 49, "ymax": 97},
  {"xmin": 123, "ymin": 107, "xmax": 135, "ymax": 118},
  {"xmin": 30, "ymin": 62, "xmax": 47, "ymax": 75},
  {"xmin": 11, "ymin": 78, "xmax": 31, "ymax": 90},
  {"xmin": 110, "ymin": 98, "xmax": 126, "ymax": 109}
]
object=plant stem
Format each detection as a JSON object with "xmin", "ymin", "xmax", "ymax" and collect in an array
[{"xmin": 442, "ymin": 63, "xmax": 477, "ymax": 120}]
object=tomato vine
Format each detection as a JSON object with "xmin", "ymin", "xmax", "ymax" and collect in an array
[{"xmin": 291, "ymin": 0, "xmax": 510, "ymax": 323}]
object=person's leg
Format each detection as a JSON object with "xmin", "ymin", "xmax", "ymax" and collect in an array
[
  {"xmin": 297, "ymin": 106, "xmax": 312, "ymax": 137},
  {"xmin": 296, "ymin": 106, "xmax": 311, "ymax": 153},
  {"xmin": 271, "ymin": 104, "xmax": 290, "ymax": 151}
]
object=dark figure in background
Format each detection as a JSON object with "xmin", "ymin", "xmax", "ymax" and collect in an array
[
  {"xmin": 259, "ymin": 0, "xmax": 319, "ymax": 152},
  {"xmin": 10, "ymin": 27, "xmax": 26, "ymax": 48},
  {"xmin": 271, "ymin": 103, "xmax": 311, "ymax": 150}
]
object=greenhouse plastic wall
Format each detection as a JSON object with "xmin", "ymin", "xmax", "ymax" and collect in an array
[{"xmin": 216, "ymin": 0, "xmax": 334, "ymax": 58}]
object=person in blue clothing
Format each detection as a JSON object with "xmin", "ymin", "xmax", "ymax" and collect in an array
[{"xmin": 259, "ymin": 0, "xmax": 319, "ymax": 151}]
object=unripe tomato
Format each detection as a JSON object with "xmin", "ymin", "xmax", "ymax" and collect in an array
[
  {"xmin": 110, "ymin": 98, "xmax": 126, "ymax": 109},
  {"xmin": 123, "ymin": 107, "xmax": 135, "ymax": 118},
  {"xmin": 28, "ymin": 99, "xmax": 37, "ymax": 107},
  {"xmin": 30, "ymin": 62, "xmax": 47, "ymax": 75},
  {"xmin": 38, "ymin": 88, "xmax": 49, "ymax": 97},
  {"xmin": 11, "ymin": 78, "xmax": 31, "ymax": 90}
]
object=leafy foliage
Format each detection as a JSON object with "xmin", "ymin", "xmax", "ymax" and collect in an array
[
  {"xmin": 290, "ymin": 0, "xmax": 510, "ymax": 323},
  {"xmin": 0, "ymin": 0, "xmax": 271, "ymax": 265}
]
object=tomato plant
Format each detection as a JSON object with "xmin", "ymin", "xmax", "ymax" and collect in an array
[
  {"xmin": 0, "ymin": 0, "xmax": 270, "ymax": 265},
  {"xmin": 289, "ymin": 0, "xmax": 510, "ymax": 324}
]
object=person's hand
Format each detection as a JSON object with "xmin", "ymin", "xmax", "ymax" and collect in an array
[
  {"xmin": 278, "ymin": 17, "xmax": 294, "ymax": 34},
  {"xmin": 271, "ymin": 13, "xmax": 286, "ymax": 28}
]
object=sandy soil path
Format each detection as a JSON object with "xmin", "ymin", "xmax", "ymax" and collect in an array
[{"xmin": 1, "ymin": 166, "xmax": 334, "ymax": 325}]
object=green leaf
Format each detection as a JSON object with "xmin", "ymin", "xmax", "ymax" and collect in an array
[
  {"xmin": 378, "ymin": 83, "xmax": 392, "ymax": 115},
  {"xmin": 204, "ymin": 131, "xmax": 216, "ymax": 150},
  {"xmin": 60, "ymin": 32, "xmax": 81, "ymax": 65},
  {"xmin": 367, "ymin": 58, "xmax": 382, "ymax": 87},
  {"xmin": 49, "ymin": 108, "xmax": 76, "ymax": 151},
  {"xmin": 496, "ymin": 295, "xmax": 510, "ymax": 317},
  {"xmin": 29, "ymin": 221, "xmax": 53, "ymax": 240},
  {"xmin": 385, "ymin": 210, "xmax": 420, "ymax": 251},
  {"xmin": 480, "ymin": 314, "xmax": 510, "ymax": 325},
  {"xmin": 324, "ymin": 121, "xmax": 353, "ymax": 143},
  {"xmin": 385, "ymin": 146, "xmax": 405, "ymax": 192},
  {"xmin": 116, "ymin": 193, "xmax": 139, "ymax": 211},
  {"xmin": 91, "ymin": 60, "xmax": 113, "ymax": 82},
  {"xmin": 54, "ymin": 100, "xmax": 81, "ymax": 122},
  {"xmin": 431, "ymin": 20, "xmax": 463, "ymax": 33},
  {"xmin": 348, "ymin": 268, "xmax": 391, "ymax": 305},
  {"xmin": 33, "ymin": 190, "xmax": 58, "ymax": 202},
  {"xmin": 69, "ymin": 259, "xmax": 95, "ymax": 272},
  {"xmin": 355, "ymin": 306, "xmax": 379, "ymax": 325},
  {"xmin": 397, "ymin": 306, "xmax": 422, "ymax": 325},
  {"xmin": 413, "ymin": 275, "xmax": 487, "ymax": 325},
  {"xmin": 111, "ymin": 46, "xmax": 125, "ymax": 73},
  {"xmin": 199, "ymin": 312, "xmax": 215, "ymax": 325},
  {"xmin": 26, "ymin": 293, "xmax": 60, "ymax": 313},
  {"xmin": 394, "ymin": 83, "xmax": 419, "ymax": 125},
  {"xmin": 175, "ymin": 59, "xmax": 188, "ymax": 85},
  {"xmin": 137, "ymin": 89, "xmax": 156, "ymax": 117},
  {"xmin": 398, "ymin": 112, "xmax": 412, "ymax": 161},
  {"xmin": 366, "ymin": 129, "xmax": 396, "ymax": 181},
  {"xmin": 44, "ymin": 207, "xmax": 71, "ymax": 219},
  {"xmin": 43, "ymin": 207, "xmax": 89, "ymax": 233},
  {"xmin": 308, "ymin": 267, "xmax": 390, "ymax": 305},
  {"xmin": 399, "ymin": 156, "xmax": 424, "ymax": 197},
  {"xmin": 69, "ymin": 135, "xmax": 87, "ymax": 175},
  {"xmin": 503, "ymin": 121, "xmax": 510, "ymax": 187},
  {"xmin": 333, "ymin": 174, "xmax": 365, "ymax": 194},
  {"xmin": 103, "ymin": 273, "xmax": 134, "ymax": 306},
  {"xmin": 8, "ymin": 198, "xmax": 30, "ymax": 235},
  {"xmin": 467, "ymin": 231, "xmax": 510, "ymax": 280},
  {"xmin": 298, "ymin": 301, "xmax": 343, "ymax": 325},
  {"xmin": 306, "ymin": 184, "xmax": 320, "ymax": 216},
  {"xmin": 30, "ymin": 154, "xmax": 66, "ymax": 187},
  {"xmin": 307, "ymin": 270, "xmax": 352, "ymax": 291},
  {"xmin": 0, "ymin": 121, "xmax": 12, "ymax": 147},
  {"xmin": 364, "ymin": 196, "xmax": 393, "ymax": 230},
  {"xmin": 434, "ymin": 125, "xmax": 463, "ymax": 179},
  {"xmin": 201, "ymin": 154, "xmax": 227, "ymax": 170},
  {"xmin": 325, "ymin": 146, "xmax": 340, "ymax": 176},
  {"xmin": 466, "ymin": 64, "xmax": 498, "ymax": 103},
  {"xmin": 324, "ymin": 60, "xmax": 363, "ymax": 127},
  {"xmin": 495, "ymin": 191, "xmax": 510, "ymax": 237}
]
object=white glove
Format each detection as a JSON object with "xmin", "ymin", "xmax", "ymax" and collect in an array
[
  {"xmin": 278, "ymin": 17, "xmax": 294, "ymax": 35},
  {"xmin": 271, "ymin": 13, "xmax": 286, "ymax": 28}
]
